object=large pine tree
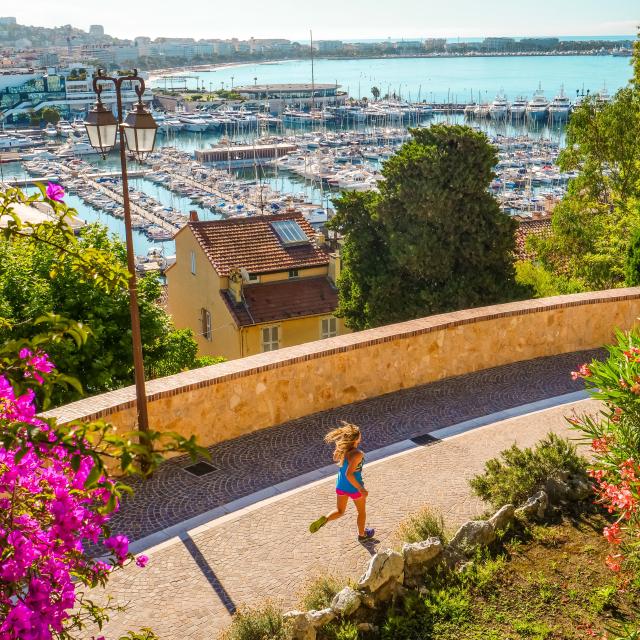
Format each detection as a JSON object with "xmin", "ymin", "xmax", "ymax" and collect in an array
[{"xmin": 329, "ymin": 124, "xmax": 523, "ymax": 330}]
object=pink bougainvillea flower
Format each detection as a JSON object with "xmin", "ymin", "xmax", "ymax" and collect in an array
[
  {"xmin": 135, "ymin": 554, "xmax": 149, "ymax": 568},
  {"xmin": 45, "ymin": 182, "xmax": 65, "ymax": 202}
]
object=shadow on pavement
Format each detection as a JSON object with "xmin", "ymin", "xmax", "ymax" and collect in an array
[{"xmin": 181, "ymin": 533, "xmax": 237, "ymax": 615}]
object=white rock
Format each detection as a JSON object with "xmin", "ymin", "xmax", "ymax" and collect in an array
[
  {"xmin": 331, "ymin": 587, "xmax": 362, "ymax": 616},
  {"xmin": 449, "ymin": 520, "xmax": 496, "ymax": 553},
  {"xmin": 515, "ymin": 490, "xmax": 548, "ymax": 520},
  {"xmin": 358, "ymin": 549, "xmax": 404, "ymax": 592},
  {"xmin": 284, "ymin": 611, "xmax": 316, "ymax": 640},
  {"xmin": 306, "ymin": 608, "xmax": 335, "ymax": 628},
  {"xmin": 487, "ymin": 504, "xmax": 515, "ymax": 532},
  {"xmin": 402, "ymin": 537, "xmax": 443, "ymax": 568}
]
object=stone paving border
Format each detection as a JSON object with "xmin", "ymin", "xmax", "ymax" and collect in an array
[{"xmin": 129, "ymin": 389, "xmax": 588, "ymax": 554}]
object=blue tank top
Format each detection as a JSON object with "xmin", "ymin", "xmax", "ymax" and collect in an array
[{"xmin": 336, "ymin": 451, "xmax": 364, "ymax": 493}]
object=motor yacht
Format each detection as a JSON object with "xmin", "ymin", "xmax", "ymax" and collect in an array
[
  {"xmin": 489, "ymin": 94, "xmax": 509, "ymax": 120},
  {"xmin": 548, "ymin": 86, "xmax": 571, "ymax": 122},
  {"xmin": 176, "ymin": 113, "xmax": 208, "ymax": 132},
  {"xmin": 526, "ymin": 85, "xmax": 549, "ymax": 123},
  {"xmin": 56, "ymin": 120, "xmax": 75, "ymax": 137},
  {"xmin": 509, "ymin": 96, "xmax": 528, "ymax": 120}
]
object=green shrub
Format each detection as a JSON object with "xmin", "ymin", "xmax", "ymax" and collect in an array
[
  {"xmin": 469, "ymin": 433, "xmax": 588, "ymax": 508},
  {"xmin": 424, "ymin": 588, "xmax": 471, "ymax": 624},
  {"xmin": 320, "ymin": 621, "xmax": 360, "ymax": 640},
  {"xmin": 396, "ymin": 506, "xmax": 447, "ymax": 543},
  {"xmin": 588, "ymin": 584, "xmax": 617, "ymax": 613},
  {"xmin": 300, "ymin": 574, "xmax": 344, "ymax": 611},
  {"xmin": 221, "ymin": 603, "xmax": 289, "ymax": 640},
  {"xmin": 381, "ymin": 592, "xmax": 432, "ymax": 640}
]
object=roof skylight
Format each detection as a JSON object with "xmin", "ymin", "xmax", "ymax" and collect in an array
[{"xmin": 271, "ymin": 220, "xmax": 309, "ymax": 246}]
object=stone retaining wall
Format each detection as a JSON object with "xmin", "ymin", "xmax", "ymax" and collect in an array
[{"xmin": 44, "ymin": 288, "xmax": 640, "ymax": 446}]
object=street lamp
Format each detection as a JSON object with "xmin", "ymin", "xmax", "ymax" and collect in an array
[{"xmin": 84, "ymin": 69, "xmax": 157, "ymax": 436}]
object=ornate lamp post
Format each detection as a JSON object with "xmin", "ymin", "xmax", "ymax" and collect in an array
[{"xmin": 84, "ymin": 69, "xmax": 158, "ymax": 434}]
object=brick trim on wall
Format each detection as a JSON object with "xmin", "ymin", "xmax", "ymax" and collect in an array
[{"xmin": 44, "ymin": 288, "xmax": 640, "ymax": 426}]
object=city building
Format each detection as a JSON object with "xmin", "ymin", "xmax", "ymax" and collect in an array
[
  {"xmin": 88, "ymin": 25, "xmax": 105, "ymax": 37},
  {"xmin": 317, "ymin": 40, "xmax": 344, "ymax": 54},
  {"xmin": 0, "ymin": 65, "xmax": 152, "ymax": 124},
  {"xmin": 234, "ymin": 83, "xmax": 345, "ymax": 114},
  {"xmin": 166, "ymin": 211, "xmax": 346, "ymax": 360},
  {"xmin": 0, "ymin": 17, "xmax": 17, "ymax": 26}
]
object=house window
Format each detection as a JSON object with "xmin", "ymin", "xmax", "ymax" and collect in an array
[
  {"xmin": 321, "ymin": 317, "xmax": 338, "ymax": 339},
  {"xmin": 201, "ymin": 308, "xmax": 211, "ymax": 341},
  {"xmin": 261, "ymin": 325, "xmax": 280, "ymax": 352},
  {"xmin": 190, "ymin": 250, "xmax": 196, "ymax": 275},
  {"xmin": 247, "ymin": 273, "xmax": 259, "ymax": 282},
  {"xmin": 288, "ymin": 269, "xmax": 299, "ymax": 278}
]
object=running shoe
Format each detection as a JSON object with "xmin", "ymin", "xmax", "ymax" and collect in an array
[
  {"xmin": 309, "ymin": 515, "xmax": 328, "ymax": 533},
  {"xmin": 358, "ymin": 527, "xmax": 375, "ymax": 541}
]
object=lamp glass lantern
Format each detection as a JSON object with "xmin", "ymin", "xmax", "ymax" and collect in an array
[
  {"xmin": 84, "ymin": 100, "xmax": 118, "ymax": 155},
  {"xmin": 123, "ymin": 102, "xmax": 158, "ymax": 160}
]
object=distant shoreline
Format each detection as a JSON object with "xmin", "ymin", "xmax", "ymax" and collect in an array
[{"xmin": 148, "ymin": 50, "xmax": 632, "ymax": 80}]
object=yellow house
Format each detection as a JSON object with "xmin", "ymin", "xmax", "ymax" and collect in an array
[{"xmin": 166, "ymin": 211, "xmax": 348, "ymax": 360}]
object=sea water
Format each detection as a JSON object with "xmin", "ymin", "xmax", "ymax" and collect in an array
[{"xmin": 152, "ymin": 54, "xmax": 634, "ymax": 102}]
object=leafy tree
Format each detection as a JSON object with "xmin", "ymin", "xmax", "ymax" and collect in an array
[
  {"xmin": 41, "ymin": 106, "xmax": 61, "ymax": 125},
  {"xmin": 0, "ymin": 186, "xmax": 222, "ymax": 405},
  {"xmin": 328, "ymin": 125, "xmax": 524, "ymax": 330},
  {"xmin": 626, "ymin": 228, "xmax": 640, "ymax": 286},
  {"xmin": 524, "ymin": 30, "xmax": 640, "ymax": 293},
  {"xmin": 371, "ymin": 86, "xmax": 380, "ymax": 100}
]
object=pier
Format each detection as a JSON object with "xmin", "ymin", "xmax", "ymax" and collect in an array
[{"xmin": 5, "ymin": 170, "xmax": 149, "ymax": 188}]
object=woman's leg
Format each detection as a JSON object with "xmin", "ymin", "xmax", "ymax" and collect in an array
[
  {"xmin": 326, "ymin": 494, "xmax": 349, "ymax": 522},
  {"xmin": 353, "ymin": 495, "xmax": 367, "ymax": 536}
]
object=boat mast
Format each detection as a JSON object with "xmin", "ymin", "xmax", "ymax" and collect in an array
[{"xmin": 310, "ymin": 29, "xmax": 315, "ymax": 112}]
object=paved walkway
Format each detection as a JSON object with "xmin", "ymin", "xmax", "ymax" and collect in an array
[
  {"xmin": 95, "ymin": 392, "xmax": 602, "ymax": 640},
  {"xmin": 111, "ymin": 350, "xmax": 601, "ymax": 544}
]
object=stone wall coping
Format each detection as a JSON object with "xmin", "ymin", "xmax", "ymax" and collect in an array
[{"xmin": 44, "ymin": 287, "xmax": 640, "ymax": 424}]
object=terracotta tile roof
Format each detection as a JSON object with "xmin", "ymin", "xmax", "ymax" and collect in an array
[
  {"xmin": 188, "ymin": 212, "xmax": 330, "ymax": 276},
  {"xmin": 221, "ymin": 276, "xmax": 338, "ymax": 327},
  {"xmin": 515, "ymin": 217, "xmax": 552, "ymax": 260}
]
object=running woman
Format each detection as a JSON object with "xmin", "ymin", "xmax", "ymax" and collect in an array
[{"xmin": 309, "ymin": 423, "xmax": 375, "ymax": 541}]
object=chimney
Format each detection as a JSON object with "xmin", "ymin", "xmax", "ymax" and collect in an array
[
  {"xmin": 189, "ymin": 210, "xmax": 199, "ymax": 222},
  {"xmin": 314, "ymin": 232, "xmax": 326, "ymax": 247},
  {"xmin": 228, "ymin": 269, "xmax": 243, "ymax": 304},
  {"xmin": 328, "ymin": 251, "xmax": 341, "ymax": 286}
]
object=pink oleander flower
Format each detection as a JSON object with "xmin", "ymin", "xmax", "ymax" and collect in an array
[
  {"xmin": 570, "ymin": 363, "xmax": 592, "ymax": 381},
  {"xmin": 603, "ymin": 522, "xmax": 622, "ymax": 545},
  {"xmin": 135, "ymin": 554, "xmax": 149, "ymax": 568},
  {"xmin": 45, "ymin": 182, "xmax": 65, "ymax": 202},
  {"xmin": 605, "ymin": 553, "xmax": 623, "ymax": 572}
]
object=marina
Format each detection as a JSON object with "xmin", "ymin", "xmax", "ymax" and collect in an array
[{"xmin": 2, "ymin": 53, "xmax": 633, "ymax": 263}]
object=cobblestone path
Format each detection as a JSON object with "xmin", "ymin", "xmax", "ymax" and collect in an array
[
  {"xmin": 112, "ymin": 350, "xmax": 600, "ymax": 543},
  {"xmin": 96, "ymin": 392, "xmax": 601, "ymax": 640}
]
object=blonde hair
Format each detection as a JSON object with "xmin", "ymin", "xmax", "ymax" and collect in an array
[{"xmin": 324, "ymin": 422, "xmax": 361, "ymax": 465}]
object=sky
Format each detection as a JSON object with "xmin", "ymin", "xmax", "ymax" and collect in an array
[{"xmin": 12, "ymin": 0, "xmax": 639, "ymax": 41}]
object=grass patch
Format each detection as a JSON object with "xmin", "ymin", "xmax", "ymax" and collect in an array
[
  {"xmin": 220, "ymin": 602, "xmax": 288, "ymax": 640},
  {"xmin": 299, "ymin": 574, "xmax": 344, "ymax": 611},
  {"xmin": 396, "ymin": 506, "xmax": 448, "ymax": 544},
  {"xmin": 469, "ymin": 432, "xmax": 588, "ymax": 509}
]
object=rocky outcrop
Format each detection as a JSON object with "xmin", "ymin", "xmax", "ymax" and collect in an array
[
  {"xmin": 402, "ymin": 537, "xmax": 443, "ymax": 586},
  {"xmin": 358, "ymin": 549, "xmax": 404, "ymax": 593},
  {"xmin": 487, "ymin": 504, "xmax": 515, "ymax": 532},
  {"xmin": 515, "ymin": 490, "xmax": 549, "ymax": 520},
  {"xmin": 306, "ymin": 608, "xmax": 335, "ymax": 628},
  {"xmin": 284, "ymin": 610, "xmax": 316, "ymax": 640},
  {"xmin": 331, "ymin": 587, "xmax": 362, "ymax": 616},
  {"xmin": 449, "ymin": 520, "xmax": 496, "ymax": 554}
]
